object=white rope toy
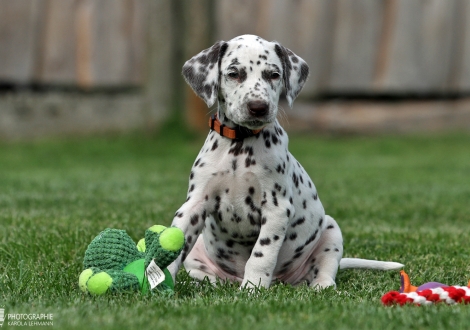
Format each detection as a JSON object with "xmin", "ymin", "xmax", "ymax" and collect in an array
[
  {"xmin": 382, "ymin": 286, "xmax": 470, "ymax": 306},
  {"xmin": 382, "ymin": 270, "xmax": 470, "ymax": 306}
]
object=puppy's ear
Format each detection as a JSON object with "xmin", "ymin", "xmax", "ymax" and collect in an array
[
  {"xmin": 182, "ymin": 41, "xmax": 228, "ymax": 108},
  {"xmin": 274, "ymin": 44, "xmax": 309, "ymax": 108}
]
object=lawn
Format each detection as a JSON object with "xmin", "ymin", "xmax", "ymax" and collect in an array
[{"xmin": 0, "ymin": 127, "xmax": 469, "ymax": 329}]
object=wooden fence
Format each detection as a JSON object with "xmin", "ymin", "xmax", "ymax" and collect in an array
[
  {"xmin": 0, "ymin": 0, "xmax": 146, "ymax": 88},
  {"xmin": 1, "ymin": 0, "xmax": 470, "ymax": 138},
  {"xmin": 214, "ymin": 0, "xmax": 470, "ymax": 97},
  {"xmin": 2, "ymin": 0, "xmax": 470, "ymax": 95}
]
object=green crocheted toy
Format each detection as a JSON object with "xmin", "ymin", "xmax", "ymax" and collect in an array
[{"xmin": 79, "ymin": 225, "xmax": 184, "ymax": 295}]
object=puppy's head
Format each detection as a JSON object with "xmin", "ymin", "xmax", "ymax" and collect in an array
[{"xmin": 182, "ymin": 35, "xmax": 309, "ymax": 130}]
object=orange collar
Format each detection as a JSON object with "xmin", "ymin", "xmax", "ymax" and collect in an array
[{"xmin": 209, "ymin": 114, "xmax": 263, "ymax": 140}]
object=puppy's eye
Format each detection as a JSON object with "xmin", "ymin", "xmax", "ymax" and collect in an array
[
  {"xmin": 228, "ymin": 71, "xmax": 239, "ymax": 79},
  {"xmin": 271, "ymin": 72, "xmax": 281, "ymax": 80}
]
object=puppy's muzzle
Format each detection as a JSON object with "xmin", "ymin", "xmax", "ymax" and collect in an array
[{"xmin": 247, "ymin": 101, "xmax": 269, "ymax": 118}]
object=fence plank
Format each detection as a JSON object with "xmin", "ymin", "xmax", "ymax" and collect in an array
[
  {"xmin": 216, "ymin": 0, "xmax": 262, "ymax": 40},
  {"xmin": 89, "ymin": 0, "xmax": 145, "ymax": 86},
  {"xmin": 291, "ymin": 0, "xmax": 337, "ymax": 96},
  {"xmin": 184, "ymin": 0, "xmax": 216, "ymax": 130},
  {"xmin": 327, "ymin": 0, "xmax": 385, "ymax": 93},
  {"xmin": 38, "ymin": 0, "xmax": 78, "ymax": 84},
  {"xmin": 456, "ymin": 1, "xmax": 470, "ymax": 91},
  {"xmin": 0, "ymin": 0, "xmax": 44, "ymax": 83},
  {"xmin": 144, "ymin": 0, "xmax": 175, "ymax": 126},
  {"xmin": 377, "ymin": 0, "xmax": 460, "ymax": 93}
]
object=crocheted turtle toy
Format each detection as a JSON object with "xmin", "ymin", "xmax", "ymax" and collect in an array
[
  {"xmin": 79, "ymin": 225, "xmax": 184, "ymax": 295},
  {"xmin": 382, "ymin": 270, "xmax": 470, "ymax": 306}
]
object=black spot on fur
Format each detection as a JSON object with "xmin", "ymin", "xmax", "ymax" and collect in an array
[
  {"xmin": 271, "ymin": 134, "xmax": 278, "ymax": 145},
  {"xmin": 271, "ymin": 191, "xmax": 278, "ymax": 206},
  {"xmin": 260, "ymin": 238, "xmax": 271, "ymax": 246},
  {"xmin": 190, "ymin": 214, "xmax": 199, "ymax": 226},
  {"xmin": 304, "ymin": 229, "xmax": 318, "ymax": 246},
  {"xmin": 281, "ymin": 260, "xmax": 292, "ymax": 271},
  {"xmin": 292, "ymin": 173, "xmax": 299, "ymax": 188},
  {"xmin": 239, "ymin": 68, "xmax": 247, "ymax": 83},
  {"xmin": 232, "ymin": 159, "xmax": 238, "ymax": 171},
  {"xmin": 229, "ymin": 140, "xmax": 244, "ymax": 156},
  {"xmin": 292, "ymin": 217, "xmax": 305, "ymax": 228},
  {"xmin": 293, "ymin": 252, "xmax": 303, "ymax": 259},
  {"xmin": 216, "ymin": 248, "xmax": 230, "ymax": 260},
  {"xmin": 211, "ymin": 140, "xmax": 218, "ymax": 151},
  {"xmin": 248, "ymin": 213, "xmax": 257, "ymax": 225}
]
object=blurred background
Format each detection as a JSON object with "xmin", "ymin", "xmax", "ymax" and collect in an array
[{"xmin": 1, "ymin": 0, "xmax": 470, "ymax": 140}]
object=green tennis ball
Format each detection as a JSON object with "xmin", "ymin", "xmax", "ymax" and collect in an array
[
  {"xmin": 87, "ymin": 272, "xmax": 113, "ymax": 295},
  {"xmin": 148, "ymin": 225, "xmax": 167, "ymax": 234},
  {"xmin": 137, "ymin": 238, "xmax": 146, "ymax": 252},
  {"xmin": 159, "ymin": 227, "xmax": 185, "ymax": 251},
  {"xmin": 79, "ymin": 268, "xmax": 94, "ymax": 292}
]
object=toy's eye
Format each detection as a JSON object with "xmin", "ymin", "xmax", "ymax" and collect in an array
[
  {"xmin": 228, "ymin": 71, "xmax": 239, "ymax": 79},
  {"xmin": 271, "ymin": 72, "xmax": 281, "ymax": 80}
]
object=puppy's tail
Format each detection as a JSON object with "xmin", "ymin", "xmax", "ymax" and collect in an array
[{"xmin": 339, "ymin": 258, "xmax": 403, "ymax": 270}]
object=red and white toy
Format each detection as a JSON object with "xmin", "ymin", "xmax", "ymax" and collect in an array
[{"xmin": 382, "ymin": 270, "xmax": 470, "ymax": 306}]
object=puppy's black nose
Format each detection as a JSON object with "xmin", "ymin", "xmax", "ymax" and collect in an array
[{"xmin": 247, "ymin": 101, "xmax": 269, "ymax": 117}]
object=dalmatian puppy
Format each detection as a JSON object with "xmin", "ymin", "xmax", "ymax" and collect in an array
[{"xmin": 167, "ymin": 35, "xmax": 403, "ymax": 289}]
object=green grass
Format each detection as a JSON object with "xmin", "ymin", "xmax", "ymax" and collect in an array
[{"xmin": 1, "ymin": 129, "xmax": 470, "ymax": 329}]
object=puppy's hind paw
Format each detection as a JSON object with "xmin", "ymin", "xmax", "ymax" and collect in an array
[{"xmin": 310, "ymin": 275, "xmax": 336, "ymax": 291}]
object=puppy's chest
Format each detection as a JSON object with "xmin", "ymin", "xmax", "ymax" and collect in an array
[
  {"xmin": 194, "ymin": 129, "xmax": 285, "ymax": 230},
  {"xmin": 195, "ymin": 127, "xmax": 287, "ymax": 174}
]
